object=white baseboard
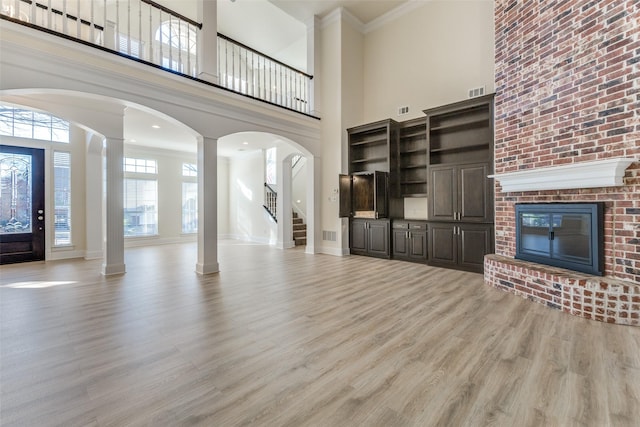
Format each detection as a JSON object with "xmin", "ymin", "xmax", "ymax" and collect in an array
[
  {"xmin": 48, "ymin": 249, "xmax": 86, "ymax": 261},
  {"xmin": 318, "ymin": 246, "xmax": 349, "ymax": 256}
]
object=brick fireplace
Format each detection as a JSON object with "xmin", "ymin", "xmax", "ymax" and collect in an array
[{"xmin": 486, "ymin": 0, "xmax": 640, "ymax": 325}]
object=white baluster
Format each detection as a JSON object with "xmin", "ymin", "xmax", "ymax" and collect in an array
[
  {"xmin": 178, "ymin": 19, "xmax": 182, "ymax": 73},
  {"xmin": 148, "ymin": 4, "xmax": 153, "ymax": 63},
  {"xmin": 62, "ymin": 0, "xmax": 68, "ymax": 35},
  {"xmin": 127, "ymin": 0, "xmax": 131, "ymax": 55}
]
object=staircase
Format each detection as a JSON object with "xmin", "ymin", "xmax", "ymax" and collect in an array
[{"xmin": 293, "ymin": 212, "xmax": 307, "ymax": 246}]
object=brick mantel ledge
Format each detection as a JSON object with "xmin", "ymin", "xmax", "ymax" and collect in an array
[{"xmin": 484, "ymin": 255, "xmax": 640, "ymax": 326}]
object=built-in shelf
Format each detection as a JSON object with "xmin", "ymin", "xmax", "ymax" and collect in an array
[
  {"xmin": 401, "ymin": 180, "xmax": 427, "ymax": 185},
  {"xmin": 402, "ymin": 148, "xmax": 427, "ymax": 154},
  {"xmin": 490, "ymin": 157, "xmax": 637, "ymax": 192},
  {"xmin": 430, "ymin": 142, "xmax": 490, "ymax": 153},
  {"xmin": 429, "ymin": 117, "xmax": 489, "ymax": 132},
  {"xmin": 351, "ymin": 138, "xmax": 387, "ymax": 146},
  {"xmin": 351, "ymin": 156, "xmax": 387, "ymax": 164}
]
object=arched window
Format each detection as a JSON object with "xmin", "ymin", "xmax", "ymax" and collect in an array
[
  {"xmin": 0, "ymin": 105, "xmax": 70, "ymax": 143},
  {"xmin": 154, "ymin": 20, "xmax": 197, "ymax": 74}
]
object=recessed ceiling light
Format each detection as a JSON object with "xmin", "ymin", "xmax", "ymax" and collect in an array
[
  {"xmin": 152, "ymin": 125, "xmax": 160, "ymax": 129},
  {"xmin": 130, "ymin": 139, "xmax": 137, "ymax": 143},
  {"xmin": 242, "ymin": 142, "xmax": 249, "ymax": 145}
]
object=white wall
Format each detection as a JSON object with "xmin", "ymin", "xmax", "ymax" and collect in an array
[
  {"xmin": 228, "ymin": 150, "xmax": 276, "ymax": 243},
  {"xmin": 363, "ymin": 1, "xmax": 495, "ymax": 122},
  {"xmin": 320, "ymin": 16, "xmax": 347, "ymax": 255}
]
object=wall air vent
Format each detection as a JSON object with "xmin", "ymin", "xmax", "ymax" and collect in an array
[
  {"xmin": 397, "ymin": 106, "xmax": 409, "ymax": 116},
  {"xmin": 322, "ymin": 230, "xmax": 337, "ymax": 241},
  {"xmin": 468, "ymin": 86, "xmax": 485, "ymax": 98}
]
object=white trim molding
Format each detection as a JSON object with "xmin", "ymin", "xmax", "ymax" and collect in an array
[{"xmin": 489, "ymin": 157, "xmax": 637, "ymax": 193}]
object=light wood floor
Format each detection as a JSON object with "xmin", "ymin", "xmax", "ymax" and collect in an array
[{"xmin": 1, "ymin": 241, "xmax": 639, "ymax": 427}]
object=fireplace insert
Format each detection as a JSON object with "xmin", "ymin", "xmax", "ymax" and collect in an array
[{"xmin": 515, "ymin": 203, "xmax": 604, "ymax": 275}]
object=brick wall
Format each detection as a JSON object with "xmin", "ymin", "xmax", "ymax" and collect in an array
[{"xmin": 493, "ymin": 0, "xmax": 640, "ymax": 283}]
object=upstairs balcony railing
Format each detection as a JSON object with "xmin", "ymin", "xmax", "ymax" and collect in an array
[{"xmin": 0, "ymin": 0, "xmax": 313, "ymax": 115}]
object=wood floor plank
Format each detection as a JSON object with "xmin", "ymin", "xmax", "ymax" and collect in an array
[{"xmin": 1, "ymin": 240, "xmax": 639, "ymax": 426}]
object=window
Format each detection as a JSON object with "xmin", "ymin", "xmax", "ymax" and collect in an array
[
  {"xmin": 124, "ymin": 157, "xmax": 157, "ymax": 174},
  {"xmin": 0, "ymin": 105, "xmax": 70, "ymax": 143},
  {"xmin": 124, "ymin": 179, "xmax": 157, "ymax": 237},
  {"xmin": 118, "ymin": 34, "xmax": 142, "ymax": 58},
  {"xmin": 266, "ymin": 147, "xmax": 276, "ymax": 185},
  {"xmin": 155, "ymin": 19, "xmax": 197, "ymax": 74},
  {"xmin": 182, "ymin": 182, "xmax": 197, "ymax": 234},
  {"xmin": 53, "ymin": 151, "xmax": 71, "ymax": 246},
  {"xmin": 155, "ymin": 20, "xmax": 197, "ymax": 54},
  {"xmin": 182, "ymin": 162, "xmax": 197, "ymax": 177}
]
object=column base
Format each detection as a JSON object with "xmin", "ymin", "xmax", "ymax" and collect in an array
[
  {"xmin": 196, "ymin": 262, "xmax": 220, "ymax": 275},
  {"xmin": 102, "ymin": 263, "xmax": 126, "ymax": 276}
]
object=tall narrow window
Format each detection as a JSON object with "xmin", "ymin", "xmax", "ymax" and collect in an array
[
  {"xmin": 182, "ymin": 182, "xmax": 197, "ymax": 234},
  {"xmin": 53, "ymin": 151, "xmax": 72, "ymax": 245},
  {"xmin": 182, "ymin": 162, "xmax": 197, "ymax": 233},
  {"xmin": 124, "ymin": 179, "xmax": 158, "ymax": 237},
  {"xmin": 266, "ymin": 147, "xmax": 276, "ymax": 185}
]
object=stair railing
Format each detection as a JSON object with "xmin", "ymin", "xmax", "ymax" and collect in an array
[{"xmin": 263, "ymin": 182, "xmax": 277, "ymax": 222}]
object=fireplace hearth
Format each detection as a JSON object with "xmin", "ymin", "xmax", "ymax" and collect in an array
[{"xmin": 515, "ymin": 203, "xmax": 604, "ymax": 276}]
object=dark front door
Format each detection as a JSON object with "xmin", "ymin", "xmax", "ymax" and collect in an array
[{"xmin": 0, "ymin": 145, "xmax": 45, "ymax": 264}]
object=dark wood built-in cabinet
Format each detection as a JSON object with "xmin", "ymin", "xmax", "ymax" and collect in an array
[
  {"xmin": 398, "ymin": 118, "xmax": 428, "ymax": 197},
  {"xmin": 428, "ymin": 222, "xmax": 493, "ymax": 272},
  {"xmin": 392, "ymin": 220, "xmax": 427, "ymax": 262},
  {"xmin": 428, "ymin": 162, "xmax": 492, "ymax": 223},
  {"xmin": 424, "ymin": 94, "xmax": 495, "ymax": 273},
  {"xmin": 351, "ymin": 218, "xmax": 390, "ymax": 259},
  {"xmin": 347, "ymin": 119, "xmax": 398, "ymax": 175},
  {"xmin": 341, "ymin": 94, "xmax": 495, "ymax": 273}
]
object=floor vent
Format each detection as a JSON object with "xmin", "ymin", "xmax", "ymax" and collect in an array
[{"xmin": 322, "ymin": 230, "xmax": 337, "ymax": 241}]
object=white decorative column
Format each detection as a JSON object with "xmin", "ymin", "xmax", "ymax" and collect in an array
[
  {"xmin": 306, "ymin": 16, "xmax": 321, "ymax": 116},
  {"xmin": 306, "ymin": 155, "xmax": 321, "ymax": 254},
  {"xmin": 102, "ymin": 135, "xmax": 125, "ymax": 275},
  {"xmin": 276, "ymin": 154, "xmax": 294, "ymax": 249},
  {"xmin": 196, "ymin": 136, "xmax": 219, "ymax": 275},
  {"xmin": 104, "ymin": 20, "xmax": 116, "ymax": 50},
  {"xmin": 85, "ymin": 133, "xmax": 103, "ymax": 260},
  {"xmin": 197, "ymin": 0, "xmax": 218, "ymax": 84}
]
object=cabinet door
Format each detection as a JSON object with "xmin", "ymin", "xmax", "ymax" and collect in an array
[
  {"xmin": 428, "ymin": 165, "xmax": 456, "ymax": 221},
  {"xmin": 374, "ymin": 171, "xmax": 388, "ymax": 218},
  {"xmin": 367, "ymin": 220, "xmax": 390, "ymax": 258},
  {"xmin": 459, "ymin": 163, "xmax": 492, "ymax": 222},
  {"xmin": 339, "ymin": 174, "xmax": 352, "ymax": 218},
  {"xmin": 428, "ymin": 223, "xmax": 457, "ymax": 266},
  {"xmin": 392, "ymin": 228, "xmax": 409, "ymax": 258},
  {"xmin": 350, "ymin": 219, "xmax": 368, "ymax": 254},
  {"xmin": 459, "ymin": 223, "xmax": 493, "ymax": 272},
  {"xmin": 409, "ymin": 230, "xmax": 428, "ymax": 262}
]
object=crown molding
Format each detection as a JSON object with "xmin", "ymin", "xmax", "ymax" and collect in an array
[
  {"xmin": 321, "ymin": 7, "xmax": 365, "ymax": 32},
  {"xmin": 364, "ymin": 0, "xmax": 431, "ymax": 34}
]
